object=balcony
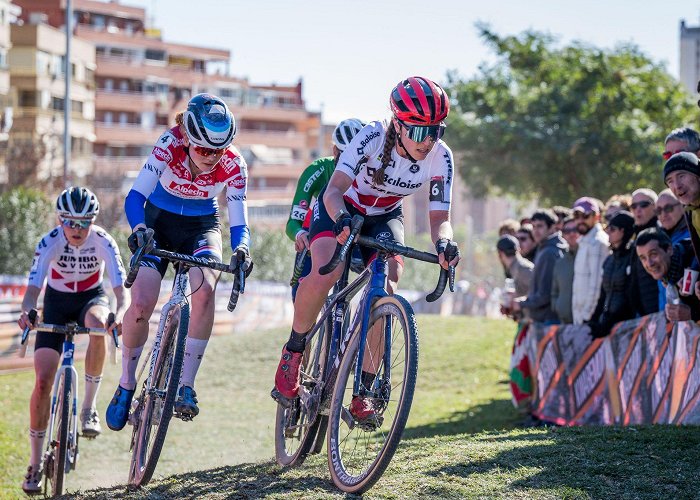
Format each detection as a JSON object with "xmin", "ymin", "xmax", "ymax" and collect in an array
[
  {"xmin": 96, "ymin": 90, "xmax": 169, "ymax": 113},
  {"xmin": 95, "ymin": 121, "xmax": 161, "ymax": 145},
  {"xmin": 94, "ymin": 155, "xmax": 146, "ymax": 177},
  {"xmin": 236, "ymin": 129, "xmax": 306, "ymax": 150}
]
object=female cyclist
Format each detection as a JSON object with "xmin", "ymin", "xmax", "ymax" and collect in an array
[
  {"xmin": 286, "ymin": 118, "xmax": 365, "ymax": 299},
  {"xmin": 18, "ymin": 187, "xmax": 128, "ymax": 494},
  {"xmin": 106, "ymin": 93, "xmax": 250, "ymax": 431},
  {"xmin": 272, "ymin": 76, "xmax": 461, "ymax": 421}
]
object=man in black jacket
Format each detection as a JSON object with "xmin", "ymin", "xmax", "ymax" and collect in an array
[
  {"xmin": 636, "ymin": 228, "xmax": 700, "ymax": 322},
  {"xmin": 512, "ymin": 209, "xmax": 567, "ymax": 324},
  {"xmin": 629, "ymin": 188, "xmax": 662, "ymax": 316}
]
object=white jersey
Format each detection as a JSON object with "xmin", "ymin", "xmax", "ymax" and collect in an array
[
  {"xmin": 28, "ymin": 225, "xmax": 126, "ymax": 293},
  {"xmin": 335, "ymin": 121, "xmax": 454, "ymax": 216}
]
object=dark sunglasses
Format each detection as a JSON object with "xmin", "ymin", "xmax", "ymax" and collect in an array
[
  {"xmin": 655, "ymin": 202, "xmax": 680, "ymax": 215},
  {"xmin": 573, "ymin": 212, "xmax": 593, "ymax": 220},
  {"xmin": 562, "ymin": 227, "xmax": 579, "ymax": 234},
  {"xmin": 192, "ymin": 145, "xmax": 224, "ymax": 157},
  {"xmin": 605, "ymin": 225, "xmax": 621, "ymax": 232},
  {"xmin": 399, "ymin": 120, "xmax": 446, "ymax": 143},
  {"xmin": 61, "ymin": 218, "xmax": 92, "ymax": 229},
  {"xmin": 630, "ymin": 200, "xmax": 652, "ymax": 210}
]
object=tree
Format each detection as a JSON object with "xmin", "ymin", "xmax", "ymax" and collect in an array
[
  {"xmin": 0, "ymin": 188, "xmax": 54, "ymax": 275},
  {"xmin": 446, "ymin": 25, "xmax": 698, "ymax": 205}
]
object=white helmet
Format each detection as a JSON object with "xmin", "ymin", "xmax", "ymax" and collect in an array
[
  {"xmin": 183, "ymin": 93, "xmax": 236, "ymax": 149},
  {"xmin": 332, "ymin": 118, "xmax": 366, "ymax": 151},
  {"xmin": 56, "ymin": 187, "xmax": 100, "ymax": 218}
]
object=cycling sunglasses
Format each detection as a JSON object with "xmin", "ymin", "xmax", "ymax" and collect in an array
[
  {"xmin": 60, "ymin": 218, "xmax": 92, "ymax": 229},
  {"xmin": 399, "ymin": 120, "xmax": 446, "ymax": 143},
  {"xmin": 192, "ymin": 145, "xmax": 225, "ymax": 157}
]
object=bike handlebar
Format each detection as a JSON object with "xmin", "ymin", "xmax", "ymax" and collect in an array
[
  {"xmin": 290, "ymin": 247, "xmax": 309, "ymax": 287},
  {"xmin": 125, "ymin": 228, "xmax": 253, "ymax": 312},
  {"xmin": 19, "ymin": 309, "xmax": 118, "ymax": 359},
  {"xmin": 318, "ymin": 216, "xmax": 455, "ymax": 302}
]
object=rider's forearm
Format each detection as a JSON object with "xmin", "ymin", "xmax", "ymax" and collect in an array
[
  {"xmin": 429, "ymin": 210, "xmax": 453, "ymax": 244},
  {"xmin": 112, "ymin": 286, "xmax": 130, "ymax": 321},
  {"xmin": 21, "ymin": 285, "xmax": 41, "ymax": 313},
  {"xmin": 323, "ymin": 186, "xmax": 347, "ymax": 221}
]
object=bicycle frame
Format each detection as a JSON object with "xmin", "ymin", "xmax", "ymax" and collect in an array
[{"xmin": 46, "ymin": 337, "xmax": 79, "ymax": 465}]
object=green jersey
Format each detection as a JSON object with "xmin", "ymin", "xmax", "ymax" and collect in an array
[{"xmin": 286, "ymin": 157, "xmax": 335, "ymax": 241}]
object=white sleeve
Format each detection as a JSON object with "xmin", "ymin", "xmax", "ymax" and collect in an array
[
  {"xmin": 428, "ymin": 142, "xmax": 454, "ymax": 212},
  {"xmin": 27, "ymin": 229, "xmax": 60, "ymax": 288},
  {"xmin": 335, "ymin": 121, "xmax": 385, "ymax": 181},
  {"xmin": 96, "ymin": 229, "xmax": 126, "ymax": 288},
  {"xmin": 225, "ymin": 156, "xmax": 249, "ymax": 228}
]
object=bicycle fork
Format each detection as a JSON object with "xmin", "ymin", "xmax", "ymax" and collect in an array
[{"xmin": 46, "ymin": 342, "xmax": 80, "ymax": 468}]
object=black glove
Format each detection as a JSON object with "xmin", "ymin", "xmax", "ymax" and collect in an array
[
  {"xmin": 127, "ymin": 228, "xmax": 149, "ymax": 254},
  {"xmin": 587, "ymin": 320, "xmax": 608, "ymax": 339},
  {"xmin": 435, "ymin": 238, "xmax": 460, "ymax": 262},
  {"xmin": 231, "ymin": 246, "xmax": 253, "ymax": 277},
  {"xmin": 333, "ymin": 215, "xmax": 353, "ymax": 237}
]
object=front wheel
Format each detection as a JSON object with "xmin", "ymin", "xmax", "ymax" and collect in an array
[
  {"xmin": 327, "ymin": 295, "xmax": 418, "ymax": 494},
  {"xmin": 45, "ymin": 368, "xmax": 72, "ymax": 497},
  {"xmin": 128, "ymin": 303, "xmax": 189, "ymax": 487}
]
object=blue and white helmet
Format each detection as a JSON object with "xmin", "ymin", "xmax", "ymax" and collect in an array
[
  {"xmin": 56, "ymin": 186, "xmax": 100, "ymax": 218},
  {"xmin": 332, "ymin": 118, "xmax": 366, "ymax": 151},
  {"xmin": 183, "ymin": 93, "xmax": 236, "ymax": 149}
]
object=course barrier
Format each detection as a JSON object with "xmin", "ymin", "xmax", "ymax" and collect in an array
[{"xmin": 516, "ymin": 313, "xmax": 700, "ymax": 425}]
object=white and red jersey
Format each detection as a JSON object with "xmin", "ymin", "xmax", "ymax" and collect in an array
[
  {"xmin": 335, "ymin": 121, "xmax": 454, "ymax": 216},
  {"xmin": 128, "ymin": 126, "xmax": 248, "ymax": 227},
  {"xmin": 28, "ymin": 225, "xmax": 126, "ymax": 293}
]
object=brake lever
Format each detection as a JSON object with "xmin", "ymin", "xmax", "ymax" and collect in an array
[{"xmin": 449, "ymin": 265, "xmax": 455, "ymax": 293}]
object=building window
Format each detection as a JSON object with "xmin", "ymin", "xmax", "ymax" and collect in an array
[{"xmin": 104, "ymin": 112, "xmax": 113, "ymax": 124}]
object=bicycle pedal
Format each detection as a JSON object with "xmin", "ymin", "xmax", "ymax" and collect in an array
[
  {"xmin": 80, "ymin": 433, "xmax": 97, "ymax": 440},
  {"xmin": 174, "ymin": 410, "xmax": 194, "ymax": 422}
]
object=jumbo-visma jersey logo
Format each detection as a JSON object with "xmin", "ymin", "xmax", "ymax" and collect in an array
[{"xmin": 169, "ymin": 181, "xmax": 206, "ymax": 197}]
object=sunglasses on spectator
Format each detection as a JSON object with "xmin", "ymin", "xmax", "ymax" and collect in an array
[
  {"xmin": 399, "ymin": 120, "xmax": 446, "ymax": 143},
  {"xmin": 562, "ymin": 227, "xmax": 579, "ymax": 234},
  {"xmin": 192, "ymin": 145, "xmax": 225, "ymax": 157},
  {"xmin": 630, "ymin": 201, "xmax": 653, "ymax": 210},
  {"xmin": 662, "ymin": 149, "xmax": 688, "ymax": 160},
  {"xmin": 605, "ymin": 225, "xmax": 621, "ymax": 232},
  {"xmin": 655, "ymin": 202, "xmax": 680, "ymax": 215},
  {"xmin": 60, "ymin": 218, "xmax": 92, "ymax": 229},
  {"xmin": 573, "ymin": 212, "xmax": 593, "ymax": 220}
]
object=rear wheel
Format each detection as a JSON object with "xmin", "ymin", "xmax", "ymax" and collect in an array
[
  {"xmin": 274, "ymin": 310, "xmax": 330, "ymax": 466},
  {"xmin": 327, "ymin": 295, "xmax": 418, "ymax": 494},
  {"xmin": 46, "ymin": 369, "xmax": 72, "ymax": 497},
  {"xmin": 128, "ymin": 303, "xmax": 189, "ymax": 487}
]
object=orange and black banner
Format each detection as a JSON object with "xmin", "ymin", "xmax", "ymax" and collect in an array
[{"xmin": 526, "ymin": 313, "xmax": 700, "ymax": 425}]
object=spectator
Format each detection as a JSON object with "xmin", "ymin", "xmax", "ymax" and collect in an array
[
  {"xmin": 571, "ymin": 197, "xmax": 610, "ymax": 324},
  {"xmin": 603, "ymin": 194, "xmax": 632, "ymax": 225},
  {"xmin": 636, "ymin": 228, "xmax": 700, "ymax": 322},
  {"xmin": 657, "ymin": 188, "xmax": 690, "ymax": 244},
  {"xmin": 588, "ymin": 211, "xmax": 636, "ymax": 338},
  {"xmin": 552, "ymin": 206, "xmax": 572, "ymax": 232},
  {"xmin": 498, "ymin": 218, "xmax": 520, "ymax": 237},
  {"xmin": 663, "ymin": 153, "xmax": 700, "ymax": 299},
  {"xmin": 628, "ymin": 188, "xmax": 662, "ymax": 316},
  {"xmin": 516, "ymin": 223, "xmax": 537, "ymax": 262},
  {"xmin": 551, "ymin": 216, "xmax": 580, "ymax": 324},
  {"xmin": 512, "ymin": 209, "xmax": 567, "ymax": 324},
  {"xmin": 496, "ymin": 234, "xmax": 534, "ymax": 297},
  {"xmin": 663, "ymin": 127, "xmax": 700, "ymax": 160}
]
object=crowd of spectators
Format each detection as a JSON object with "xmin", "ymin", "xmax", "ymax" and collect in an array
[{"xmin": 497, "ymin": 126, "xmax": 700, "ymax": 338}]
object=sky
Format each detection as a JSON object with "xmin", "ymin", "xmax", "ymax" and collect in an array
[{"xmin": 124, "ymin": 0, "xmax": 700, "ymax": 124}]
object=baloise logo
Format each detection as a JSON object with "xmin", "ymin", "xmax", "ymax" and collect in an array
[{"xmin": 356, "ymin": 131, "xmax": 380, "ymax": 155}]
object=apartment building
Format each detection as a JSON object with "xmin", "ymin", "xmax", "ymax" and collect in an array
[
  {"xmin": 680, "ymin": 20, "xmax": 700, "ymax": 96},
  {"xmin": 0, "ymin": 0, "xmax": 13, "ymax": 183},
  {"xmin": 7, "ymin": 15, "xmax": 95, "ymax": 187},
  {"xmin": 13, "ymin": 0, "xmax": 326, "ymax": 226}
]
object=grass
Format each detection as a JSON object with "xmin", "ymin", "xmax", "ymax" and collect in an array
[{"xmin": 1, "ymin": 315, "xmax": 699, "ymax": 499}]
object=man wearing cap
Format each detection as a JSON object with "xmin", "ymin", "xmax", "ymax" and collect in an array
[
  {"xmin": 663, "ymin": 151, "xmax": 700, "ymax": 301},
  {"xmin": 496, "ymin": 234, "xmax": 534, "ymax": 298},
  {"xmin": 571, "ymin": 197, "xmax": 610, "ymax": 324},
  {"xmin": 628, "ymin": 188, "xmax": 662, "ymax": 316}
]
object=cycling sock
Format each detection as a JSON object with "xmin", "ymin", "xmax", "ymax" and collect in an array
[
  {"xmin": 29, "ymin": 428, "xmax": 46, "ymax": 466},
  {"xmin": 119, "ymin": 345, "xmax": 144, "ymax": 391},
  {"xmin": 286, "ymin": 329, "xmax": 308, "ymax": 353},
  {"xmin": 82, "ymin": 373, "xmax": 102, "ymax": 411},
  {"xmin": 180, "ymin": 337, "xmax": 208, "ymax": 389},
  {"xmin": 361, "ymin": 370, "xmax": 376, "ymax": 390}
]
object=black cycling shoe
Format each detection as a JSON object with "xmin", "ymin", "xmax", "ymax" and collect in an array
[{"xmin": 174, "ymin": 386, "xmax": 199, "ymax": 421}]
